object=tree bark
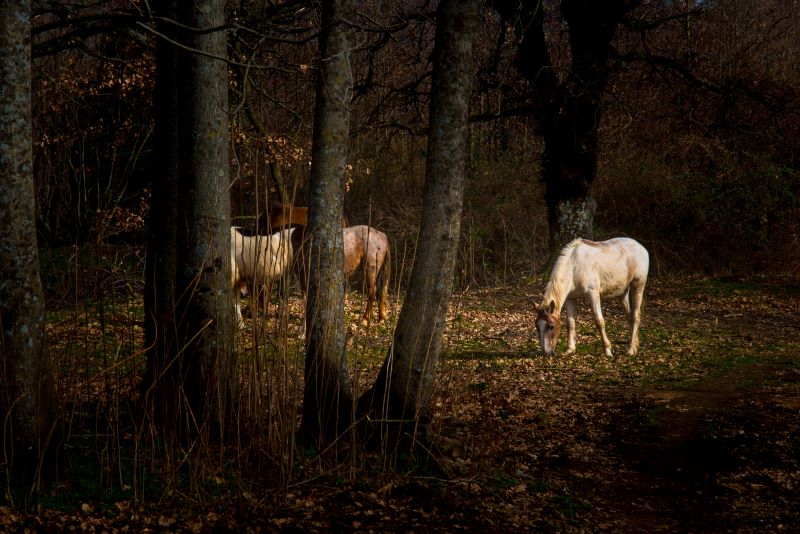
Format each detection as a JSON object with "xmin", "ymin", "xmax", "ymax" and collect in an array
[
  {"xmin": 359, "ymin": 0, "xmax": 478, "ymax": 447},
  {"xmin": 0, "ymin": 0, "xmax": 60, "ymax": 505},
  {"xmin": 141, "ymin": 0, "xmax": 234, "ymax": 441},
  {"xmin": 300, "ymin": 0, "xmax": 356, "ymax": 445}
]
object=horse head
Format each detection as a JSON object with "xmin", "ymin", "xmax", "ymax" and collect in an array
[
  {"xmin": 238, "ymin": 281, "xmax": 250, "ymax": 300},
  {"xmin": 534, "ymin": 299, "xmax": 560, "ymax": 356}
]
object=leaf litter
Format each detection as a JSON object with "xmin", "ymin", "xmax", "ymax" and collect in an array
[{"xmin": 3, "ymin": 277, "xmax": 799, "ymax": 531}]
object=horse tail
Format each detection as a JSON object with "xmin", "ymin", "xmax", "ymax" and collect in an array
[{"xmin": 377, "ymin": 246, "xmax": 390, "ymax": 320}]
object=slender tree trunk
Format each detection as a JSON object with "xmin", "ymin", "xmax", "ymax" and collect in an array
[
  {"xmin": 359, "ymin": 0, "xmax": 478, "ymax": 447},
  {"xmin": 0, "ymin": 0, "xmax": 60, "ymax": 505},
  {"xmin": 141, "ymin": 0, "xmax": 234, "ymax": 441},
  {"xmin": 300, "ymin": 0, "xmax": 356, "ymax": 445}
]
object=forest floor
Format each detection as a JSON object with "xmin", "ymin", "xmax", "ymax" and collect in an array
[{"xmin": 2, "ymin": 276, "xmax": 799, "ymax": 532}]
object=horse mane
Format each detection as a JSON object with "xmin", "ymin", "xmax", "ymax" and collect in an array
[{"xmin": 541, "ymin": 239, "xmax": 583, "ymax": 309}]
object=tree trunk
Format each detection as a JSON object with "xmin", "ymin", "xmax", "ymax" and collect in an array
[
  {"xmin": 141, "ymin": 0, "xmax": 180, "ymax": 429},
  {"xmin": 359, "ymin": 0, "xmax": 478, "ymax": 447},
  {"xmin": 141, "ymin": 0, "xmax": 234, "ymax": 441},
  {"xmin": 496, "ymin": 0, "xmax": 641, "ymax": 256},
  {"xmin": 300, "ymin": 0, "xmax": 356, "ymax": 445},
  {"xmin": 0, "ymin": 0, "xmax": 60, "ymax": 505}
]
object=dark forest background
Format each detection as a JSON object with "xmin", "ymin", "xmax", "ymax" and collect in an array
[
  {"xmin": 32, "ymin": 0, "xmax": 799, "ymax": 297},
  {"xmin": 3, "ymin": 0, "xmax": 799, "ymax": 524}
]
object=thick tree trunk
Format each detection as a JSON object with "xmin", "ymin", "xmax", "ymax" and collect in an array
[
  {"xmin": 141, "ymin": 0, "xmax": 234, "ymax": 441},
  {"xmin": 300, "ymin": 0, "xmax": 356, "ymax": 445},
  {"xmin": 359, "ymin": 0, "xmax": 478, "ymax": 447},
  {"xmin": 541, "ymin": 0, "xmax": 625, "ymax": 251},
  {"xmin": 142, "ymin": 0, "xmax": 180, "ymax": 428},
  {"xmin": 174, "ymin": 0, "xmax": 234, "ymax": 438},
  {"xmin": 496, "ymin": 0, "xmax": 641, "ymax": 257},
  {"xmin": 0, "ymin": 0, "xmax": 60, "ymax": 504},
  {"xmin": 541, "ymin": 98, "xmax": 599, "ymax": 253}
]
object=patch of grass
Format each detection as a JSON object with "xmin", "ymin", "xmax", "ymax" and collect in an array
[
  {"xmin": 551, "ymin": 493, "xmax": 591, "ymax": 519},
  {"xmin": 485, "ymin": 469, "xmax": 519, "ymax": 490},
  {"xmin": 528, "ymin": 479, "xmax": 550, "ymax": 493},
  {"xmin": 349, "ymin": 342, "xmax": 387, "ymax": 368},
  {"xmin": 443, "ymin": 349, "xmax": 514, "ymax": 364},
  {"xmin": 395, "ymin": 452, "xmax": 437, "ymax": 476},
  {"xmin": 557, "ymin": 301, "xmax": 800, "ymax": 391},
  {"xmin": 467, "ymin": 381, "xmax": 488, "ymax": 392},
  {"xmin": 46, "ymin": 308, "xmax": 77, "ymax": 323},
  {"xmin": 643, "ymin": 404, "xmax": 667, "ymax": 429},
  {"xmin": 536, "ymin": 410, "xmax": 551, "ymax": 425},
  {"xmin": 38, "ymin": 438, "xmax": 148, "ymax": 516},
  {"xmin": 683, "ymin": 277, "xmax": 800, "ymax": 298},
  {"xmin": 683, "ymin": 279, "xmax": 759, "ymax": 298}
]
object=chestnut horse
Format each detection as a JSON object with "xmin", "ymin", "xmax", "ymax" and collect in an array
[
  {"xmin": 269, "ymin": 205, "xmax": 308, "ymax": 229},
  {"xmin": 292, "ymin": 224, "xmax": 391, "ymax": 324},
  {"xmin": 534, "ymin": 237, "xmax": 649, "ymax": 357},
  {"xmin": 266, "ymin": 205, "xmax": 386, "ymax": 323},
  {"xmin": 266, "ymin": 204, "xmax": 347, "ymax": 230},
  {"xmin": 342, "ymin": 225, "xmax": 391, "ymax": 324}
]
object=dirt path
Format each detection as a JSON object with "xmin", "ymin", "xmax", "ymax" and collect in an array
[{"xmin": 601, "ymin": 363, "xmax": 800, "ymax": 531}]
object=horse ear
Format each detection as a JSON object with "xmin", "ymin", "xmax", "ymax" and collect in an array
[{"xmin": 548, "ymin": 300, "xmax": 556, "ymax": 314}]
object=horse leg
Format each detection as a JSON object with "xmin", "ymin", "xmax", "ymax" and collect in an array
[
  {"xmin": 234, "ymin": 295, "xmax": 243, "ymax": 327},
  {"xmin": 621, "ymin": 287, "xmax": 631, "ymax": 317},
  {"xmin": 561, "ymin": 298, "xmax": 575, "ymax": 354},
  {"xmin": 232, "ymin": 276, "xmax": 251, "ymax": 327},
  {"xmin": 257, "ymin": 281, "xmax": 273, "ymax": 317},
  {"xmin": 234, "ymin": 284, "xmax": 245, "ymax": 327},
  {"xmin": 362, "ymin": 292, "xmax": 373, "ymax": 325},
  {"xmin": 376, "ymin": 252, "xmax": 389, "ymax": 322},
  {"xmin": 589, "ymin": 292, "xmax": 613, "ymax": 357},
  {"xmin": 361, "ymin": 269, "xmax": 376, "ymax": 325},
  {"xmin": 627, "ymin": 281, "xmax": 646, "ymax": 356},
  {"xmin": 378, "ymin": 273, "xmax": 388, "ymax": 322}
]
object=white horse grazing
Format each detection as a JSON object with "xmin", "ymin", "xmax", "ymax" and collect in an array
[
  {"xmin": 534, "ymin": 237, "xmax": 649, "ymax": 357},
  {"xmin": 230, "ymin": 226, "xmax": 295, "ymax": 324}
]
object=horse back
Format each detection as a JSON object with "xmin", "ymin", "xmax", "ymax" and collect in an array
[
  {"xmin": 232, "ymin": 226, "xmax": 293, "ymax": 281},
  {"xmin": 573, "ymin": 238, "xmax": 648, "ymax": 296},
  {"xmin": 267, "ymin": 204, "xmax": 348, "ymax": 230},
  {"xmin": 269, "ymin": 205, "xmax": 308, "ymax": 229},
  {"xmin": 343, "ymin": 225, "xmax": 389, "ymax": 277}
]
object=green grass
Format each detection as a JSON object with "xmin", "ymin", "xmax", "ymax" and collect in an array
[
  {"xmin": 484, "ymin": 469, "xmax": 520, "ymax": 490},
  {"xmin": 683, "ymin": 277, "xmax": 800, "ymax": 298},
  {"xmin": 551, "ymin": 493, "xmax": 592, "ymax": 519},
  {"xmin": 30, "ymin": 275, "xmax": 800, "ymax": 518},
  {"xmin": 540, "ymin": 299, "xmax": 800, "ymax": 392}
]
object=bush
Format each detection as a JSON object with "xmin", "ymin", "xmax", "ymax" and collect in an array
[{"xmin": 596, "ymin": 137, "xmax": 800, "ymax": 276}]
